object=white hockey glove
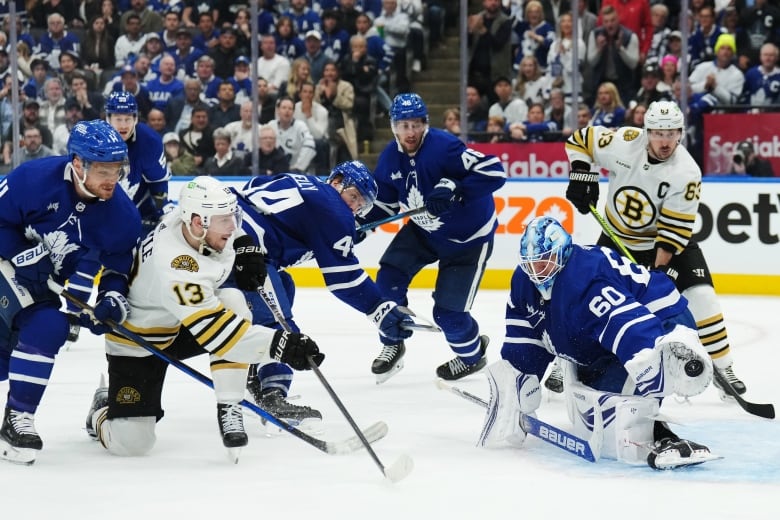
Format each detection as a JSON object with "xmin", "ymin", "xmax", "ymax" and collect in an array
[
  {"xmin": 625, "ymin": 325, "xmax": 712, "ymax": 398},
  {"xmin": 478, "ymin": 360, "xmax": 541, "ymax": 448}
]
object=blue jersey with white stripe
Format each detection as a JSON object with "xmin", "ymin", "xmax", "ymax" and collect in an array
[
  {"xmin": 367, "ymin": 127, "xmax": 506, "ymax": 254},
  {"xmin": 235, "ymin": 173, "xmax": 383, "ymax": 314},
  {"xmin": 503, "ymin": 245, "xmax": 689, "ymax": 379},
  {"xmin": 121, "ymin": 123, "xmax": 170, "ymax": 223}
]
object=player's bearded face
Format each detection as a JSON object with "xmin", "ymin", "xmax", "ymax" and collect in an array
[
  {"xmin": 647, "ymin": 129, "xmax": 681, "ymax": 161},
  {"xmin": 82, "ymin": 161, "xmax": 124, "ymax": 199},
  {"xmin": 393, "ymin": 119, "xmax": 426, "ymax": 154}
]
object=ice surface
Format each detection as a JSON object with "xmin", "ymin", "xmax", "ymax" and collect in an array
[{"xmin": 1, "ymin": 290, "xmax": 778, "ymax": 519}]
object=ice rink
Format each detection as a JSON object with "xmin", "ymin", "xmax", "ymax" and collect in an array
[{"xmin": 1, "ymin": 288, "xmax": 778, "ymax": 519}]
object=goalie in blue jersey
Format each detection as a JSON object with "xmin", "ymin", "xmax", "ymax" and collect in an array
[
  {"xmin": 479, "ymin": 216, "xmax": 718, "ymax": 470},
  {"xmin": 0, "ymin": 120, "xmax": 140, "ymax": 465},
  {"xmin": 361, "ymin": 93, "xmax": 507, "ymax": 384}
]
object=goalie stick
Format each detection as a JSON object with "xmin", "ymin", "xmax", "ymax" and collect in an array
[
  {"xmin": 257, "ymin": 279, "xmax": 414, "ymax": 483},
  {"xmin": 589, "ymin": 205, "xmax": 776, "ymax": 420},
  {"xmin": 50, "ymin": 281, "xmax": 388, "ymax": 456},
  {"xmin": 436, "ymin": 379, "xmax": 602, "ymax": 463}
]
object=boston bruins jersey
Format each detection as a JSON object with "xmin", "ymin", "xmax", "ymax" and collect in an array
[
  {"xmin": 565, "ymin": 125, "xmax": 701, "ymax": 253},
  {"xmin": 105, "ymin": 212, "xmax": 276, "ymax": 364}
]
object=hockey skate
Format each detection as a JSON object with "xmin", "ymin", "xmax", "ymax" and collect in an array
[
  {"xmin": 712, "ymin": 364, "xmax": 747, "ymax": 400},
  {"xmin": 0, "ymin": 407, "xmax": 42, "ymax": 465},
  {"xmin": 646, "ymin": 437, "xmax": 722, "ymax": 470},
  {"xmin": 85, "ymin": 375, "xmax": 109, "ymax": 439},
  {"xmin": 543, "ymin": 362, "xmax": 564, "ymax": 393},
  {"xmin": 249, "ymin": 383, "xmax": 322, "ymax": 431},
  {"xmin": 436, "ymin": 335, "xmax": 489, "ymax": 381},
  {"xmin": 217, "ymin": 403, "xmax": 248, "ymax": 463},
  {"xmin": 372, "ymin": 341, "xmax": 406, "ymax": 384}
]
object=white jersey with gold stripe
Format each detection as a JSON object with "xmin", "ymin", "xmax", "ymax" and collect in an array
[
  {"xmin": 565, "ymin": 125, "xmax": 701, "ymax": 253},
  {"xmin": 105, "ymin": 212, "xmax": 276, "ymax": 364}
]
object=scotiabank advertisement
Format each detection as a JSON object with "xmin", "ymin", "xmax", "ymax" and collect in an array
[
  {"xmin": 170, "ymin": 178, "xmax": 780, "ymax": 295},
  {"xmin": 469, "ymin": 143, "xmax": 571, "ymax": 178},
  {"xmin": 704, "ymin": 113, "xmax": 780, "ymax": 175}
]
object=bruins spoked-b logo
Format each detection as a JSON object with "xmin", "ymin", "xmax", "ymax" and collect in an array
[
  {"xmin": 171, "ymin": 254, "xmax": 199, "ymax": 272},
  {"xmin": 614, "ymin": 186, "xmax": 657, "ymax": 229},
  {"xmin": 115, "ymin": 386, "xmax": 141, "ymax": 404}
]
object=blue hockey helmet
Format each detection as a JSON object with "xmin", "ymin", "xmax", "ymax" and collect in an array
[
  {"xmin": 67, "ymin": 119, "xmax": 128, "ymax": 164},
  {"xmin": 327, "ymin": 160, "xmax": 378, "ymax": 217},
  {"xmin": 518, "ymin": 216, "xmax": 573, "ymax": 300},
  {"xmin": 105, "ymin": 91, "xmax": 138, "ymax": 115},
  {"xmin": 390, "ymin": 93, "xmax": 428, "ymax": 124}
]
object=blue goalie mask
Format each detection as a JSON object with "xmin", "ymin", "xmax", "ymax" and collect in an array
[
  {"xmin": 328, "ymin": 160, "xmax": 378, "ymax": 217},
  {"xmin": 518, "ymin": 217, "xmax": 573, "ymax": 299}
]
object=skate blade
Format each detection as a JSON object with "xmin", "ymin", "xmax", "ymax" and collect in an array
[
  {"xmin": 375, "ymin": 359, "xmax": 404, "ymax": 385},
  {"xmin": 261, "ymin": 416, "xmax": 324, "ymax": 437},
  {"xmin": 225, "ymin": 446, "xmax": 242, "ymax": 464},
  {"xmin": 0, "ymin": 440, "xmax": 37, "ymax": 466},
  {"xmin": 650, "ymin": 452, "xmax": 723, "ymax": 470}
]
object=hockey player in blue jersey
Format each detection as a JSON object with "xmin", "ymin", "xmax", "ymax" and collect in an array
[
  {"xmin": 0, "ymin": 120, "xmax": 140, "ymax": 465},
  {"xmin": 478, "ymin": 217, "xmax": 717, "ymax": 470},
  {"xmin": 361, "ymin": 93, "xmax": 506, "ymax": 383},
  {"xmin": 105, "ymin": 91, "xmax": 172, "ymax": 237},
  {"xmin": 229, "ymin": 161, "xmax": 413, "ymax": 422}
]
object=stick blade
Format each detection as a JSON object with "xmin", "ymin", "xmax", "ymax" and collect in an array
[{"xmin": 383, "ymin": 454, "xmax": 414, "ymax": 483}]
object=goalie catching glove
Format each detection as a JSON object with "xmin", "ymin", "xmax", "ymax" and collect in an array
[
  {"xmin": 233, "ymin": 235, "xmax": 267, "ymax": 291},
  {"xmin": 270, "ymin": 330, "xmax": 324, "ymax": 370},
  {"xmin": 566, "ymin": 161, "xmax": 599, "ymax": 214},
  {"xmin": 368, "ymin": 301, "xmax": 414, "ymax": 342},
  {"xmin": 80, "ymin": 291, "xmax": 130, "ymax": 335},
  {"xmin": 624, "ymin": 325, "xmax": 712, "ymax": 398}
]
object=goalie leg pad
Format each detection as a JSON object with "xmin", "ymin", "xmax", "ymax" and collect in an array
[
  {"xmin": 566, "ymin": 379, "xmax": 658, "ymax": 463},
  {"xmin": 478, "ymin": 360, "xmax": 540, "ymax": 448}
]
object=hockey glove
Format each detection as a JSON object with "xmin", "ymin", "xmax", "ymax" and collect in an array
[
  {"xmin": 233, "ymin": 235, "xmax": 267, "ymax": 291},
  {"xmin": 368, "ymin": 301, "xmax": 414, "ymax": 342},
  {"xmin": 425, "ymin": 178, "xmax": 463, "ymax": 217},
  {"xmin": 11, "ymin": 243, "xmax": 55, "ymax": 298},
  {"xmin": 80, "ymin": 291, "xmax": 130, "ymax": 336},
  {"xmin": 270, "ymin": 330, "xmax": 325, "ymax": 371},
  {"xmin": 654, "ymin": 264, "xmax": 679, "ymax": 282},
  {"xmin": 566, "ymin": 161, "xmax": 599, "ymax": 214}
]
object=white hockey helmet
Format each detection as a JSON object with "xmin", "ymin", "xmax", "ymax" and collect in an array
[
  {"xmin": 644, "ymin": 101, "xmax": 685, "ymax": 131},
  {"xmin": 179, "ymin": 176, "xmax": 238, "ymax": 230}
]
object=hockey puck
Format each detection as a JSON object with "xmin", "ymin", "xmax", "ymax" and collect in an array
[{"xmin": 684, "ymin": 360, "xmax": 704, "ymax": 377}]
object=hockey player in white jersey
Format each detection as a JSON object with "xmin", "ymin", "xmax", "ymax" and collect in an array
[
  {"xmin": 479, "ymin": 217, "xmax": 717, "ymax": 470},
  {"xmin": 562, "ymin": 100, "xmax": 749, "ymax": 400},
  {"xmin": 85, "ymin": 177, "xmax": 324, "ymax": 459}
]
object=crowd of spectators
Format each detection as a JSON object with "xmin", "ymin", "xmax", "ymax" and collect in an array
[
  {"xmin": 0, "ymin": 0, "xmax": 453, "ymax": 175},
  {"xmin": 464, "ymin": 0, "xmax": 780, "ymax": 170}
]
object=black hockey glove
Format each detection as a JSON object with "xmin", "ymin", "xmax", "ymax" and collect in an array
[
  {"xmin": 11, "ymin": 244, "xmax": 55, "ymax": 298},
  {"xmin": 368, "ymin": 301, "xmax": 414, "ymax": 342},
  {"xmin": 566, "ymin": 161, "xmax": 599, "ymax": 214},
  {"xmin": 270, "ymin": 330, "xmax": 325, "ymax": 371},
  {"xmin": 233, "ymin": 235, "xmax": 267, "ymax": 291},
  {"xmin": 425, "ymin": 178, "xmax": 463, "ymax": 217}
]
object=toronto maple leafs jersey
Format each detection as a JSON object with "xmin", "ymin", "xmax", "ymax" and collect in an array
[
  {"xmin": 121, "ymin": 122, "xmax": 171, "ymax": 223},
  {"xmin": 743, "ymin": 65, "xmax": 780, "ymax": 105},
  {"xmin": 368, "ymin": 128, "xmax": 506, "ymax": 254},
  {"xmin": 105, "ymin": 211, "xmax": 277, "ymax": 361},
  {"xmin": 502, "ymin": 245, "xmax": 689, "ymax": 380},
  {"xmin": 236, "ymin": 173, "xmax": 384, "ymax": 315},
  {"xmin": 0, "ymin": 156, "xmax": 140, "ymax": 298},
  {"xmin": 565, "ymin": 125, "xmax": 701, "ymax": 253}
]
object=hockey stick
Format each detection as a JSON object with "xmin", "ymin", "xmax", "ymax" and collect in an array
[
  {"xmin": 256, "ymin": 279, "xmax": 414, "ymax": 483},
  {"xmin": 49, "ymin": 281, "xmax": 388, "ymax": 455},
  {"xmin": 588, "ymin": 207, "xmax": 776, "ymax": 420},
  {"xmin": 398, "ymin": 306, "xmax": 442, "ymax": 333},
  {"xmin": 436, "ymin": 379, "xmax": 602, "ymax": 463},
  {"xmin": 357, "ymin": 207, "xmax": 426, "ymax": 233},
  {"xmin": 712, "ymin": 369, "xmax": 775, "ymax": 419},
  {"xmin": 589, "ymin": 204, "xmax": 637, "ymax": 263}
]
